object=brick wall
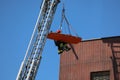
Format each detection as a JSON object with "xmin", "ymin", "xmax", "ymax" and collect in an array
[{"xmin": 59, "ymin": 36, "xmax": 120, "ymax": 80}]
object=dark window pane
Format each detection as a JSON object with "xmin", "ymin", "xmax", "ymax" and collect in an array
[{"xmin": 91, "ymin": 71, "xmax": 110, "ymax": 80}]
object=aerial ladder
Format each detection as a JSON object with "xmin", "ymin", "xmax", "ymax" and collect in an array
[{"xmin": 16, "ymin": 0, "xmax": 60, "ymax": 80}]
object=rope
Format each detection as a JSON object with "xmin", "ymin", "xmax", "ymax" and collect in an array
[
  {"xmin": 64, "ymin": 11, "xmax": 79, "ymax": 37},
  {"xmin": 64, "ymin": 14, "xmax": 71, "ymax": 35},
  {"xmin": 59, "ymin": 3, "xmax": 79, "ymax": 37},
  {"xmin": 59, "ymin": 3, "xmax": 65, "ymax": 31}
]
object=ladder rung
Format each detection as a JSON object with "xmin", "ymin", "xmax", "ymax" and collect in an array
[
  {"xmin": 112, "ymin": 46, "xmax": 120, "ymax": 47},
  {"xmin": 115, "ymin": 57, "xmax": 120, "ymax": 59},
  {"xmin": 113, "ymin": 51, "xmax": 120, "ymax": 53},
  {"xmin": 117, "ymin": 72, "xmax": 120, "ymax": 73},
  {"xmin": 117, "ymin": 64, "xmax": 120, "ymax": 66}
]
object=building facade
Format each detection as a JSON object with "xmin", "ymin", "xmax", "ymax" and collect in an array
[{"xmin": 59, "ymin": 36, "xmax": 120, "ymax": 80}]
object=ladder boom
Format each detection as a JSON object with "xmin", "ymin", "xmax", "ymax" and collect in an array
[{"xmin": 16, "ymin": 0, "xmax": 60, "ymax": 80}]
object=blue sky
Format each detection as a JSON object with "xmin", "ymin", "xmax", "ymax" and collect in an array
[{"xmin": 0, "ymin": 0, "xmax": 120, "ymax": 80}]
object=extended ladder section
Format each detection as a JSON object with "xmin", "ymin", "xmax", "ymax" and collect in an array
[
  {"xmin": 111, "ymin": 43, "xmax": 120, "ymax": 80},
  {"xmin": 16, "ymin": 0, "xmax": 60, "ymax": 80}
]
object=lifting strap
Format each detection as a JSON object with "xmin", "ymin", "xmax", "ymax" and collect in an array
[
  {"xmin": 59, "ymin": 4, "xmax": 65, "ymax": 30},
  {"xmin": 59, "ymin": 4, "xmax": 79, "ymax": 37}
]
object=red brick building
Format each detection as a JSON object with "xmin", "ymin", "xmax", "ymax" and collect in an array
[{"xmin": 59, "ymin": 36, "xmax": 120, "ymax": 80}]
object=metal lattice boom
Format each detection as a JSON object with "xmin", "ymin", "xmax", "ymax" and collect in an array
[{"xmin": 16, "ymin": 0, "xmax": 60, "ymax": 80}]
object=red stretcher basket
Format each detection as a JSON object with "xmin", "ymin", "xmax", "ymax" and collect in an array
[{"xmin": 47, "ymin": 32, "xmax": 82, "ymax": 44}]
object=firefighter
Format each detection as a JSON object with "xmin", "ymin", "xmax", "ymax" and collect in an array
[{"xmin": 54, "ymin": 30, "xmax": 71, "ymax": 54}]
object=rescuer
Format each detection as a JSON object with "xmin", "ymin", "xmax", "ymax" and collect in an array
[{"xmin": 54, "ymin": 30, "xmax": 71, "ymax": 54}]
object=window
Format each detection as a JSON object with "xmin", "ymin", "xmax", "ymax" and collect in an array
[{"xmin": 91, "ymin": 71, "xmax": 110, "ymax": 80}]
